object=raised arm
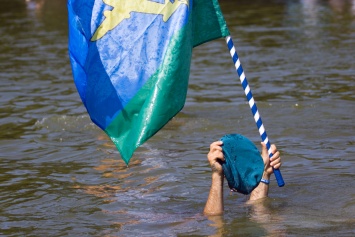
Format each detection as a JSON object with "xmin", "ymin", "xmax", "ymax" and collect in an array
[
  {"xmin": 249, "ymin": 143, "xmax": 282, "ymax": 201},
  {"xmin": 203, "ymin": 141, "xmax": 225, "ymax": 215}
]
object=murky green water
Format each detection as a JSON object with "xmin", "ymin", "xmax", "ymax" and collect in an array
[{"xmin": 1, "ymin": 0, "xmax": 354, "ymax": 236}]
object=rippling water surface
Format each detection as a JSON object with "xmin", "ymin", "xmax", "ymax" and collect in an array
[{"xmin": 1, "ymin": 0, "xmax": 354, "ymax": 236}]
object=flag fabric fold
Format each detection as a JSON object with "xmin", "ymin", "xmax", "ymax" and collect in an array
[{"xmin": 68, "ymin": 0, "xmax": 229, "ymax": 164}]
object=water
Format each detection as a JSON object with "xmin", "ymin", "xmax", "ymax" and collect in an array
[{"xmin": 1, "ymin": 0, "xmax": 354, "ymax": 236}]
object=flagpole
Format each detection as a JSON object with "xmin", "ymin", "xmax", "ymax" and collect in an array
[{"xmin": 225, "ymin": 35, "xmax": 285, "ymax": 187}]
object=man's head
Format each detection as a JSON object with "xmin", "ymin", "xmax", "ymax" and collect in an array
[{"xmin": 220, "ymin": 134, "xmax": 264, "ymax": 195}]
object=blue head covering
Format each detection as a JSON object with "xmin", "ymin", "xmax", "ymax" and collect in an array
[{"xmin": 221, "ymin": 134, "xmax": 264, "ymax": 195}]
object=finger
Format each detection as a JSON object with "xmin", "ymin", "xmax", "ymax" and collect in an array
[
  {"xmin": 270, "ymin": 151, "xmax": 280, "ymax": 161},
  {"xmin": 270, "ymin": 144, "xmax": 277, "ymax": 154},
  {"xmin": 218, "ymin": 152, "xmax": 225, "ymax": 162},
  {"xmin": 211, "ymin": 140, "xmax": 223, "ymax": 147},
  {"xmin": 213, "ymin": 150, "xmax": 225, "ymax": 161},
  {"xmin": 260, "ymin": 142, "xmax": 268, "ymax": 157},
  {"xmin": 210, "ymin": 141, "xmax": 223, "ymax": 151},
  {"xmin": 270, "ymin": 157, "xmax": 281, "ymax": 167},
  {"xmin": 207, "ymin": 150, "xmax": 225, "ymax": 163},
  {"xmin": 260, "ymin": 142, "xmax": 267, "ymax": 151},
  {"xmin": 213, "ymin": 141, "xmax": 224, "ymax": 151},
  {"xmin": 272, "ymin": 161, "xmax": 282, "ymax": 169}
]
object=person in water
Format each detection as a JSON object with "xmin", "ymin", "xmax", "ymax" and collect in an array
[{"xmin": 203, "ymin": 139, "xmax": 282, "ymax": 215}]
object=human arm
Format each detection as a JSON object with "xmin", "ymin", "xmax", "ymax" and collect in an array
[
  {"xmin": 249, "ymin": 142, "xmax": 282, "ymax": 201},
  {"xmin": 203, "ymin": 141, "xmax": 225, "ymax": 215}
]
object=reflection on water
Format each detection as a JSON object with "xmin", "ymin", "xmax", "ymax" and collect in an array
[
  {"xmin": 247, "ymin": 199, "xmax": 286, "ymax": 237},
  {"xmin": 1, "ymin": 0, "xmax": 355, "ymax": 236}
]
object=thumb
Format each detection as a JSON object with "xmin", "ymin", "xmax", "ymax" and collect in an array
[{"xmin": 260, "ymin": 142, "xmax": 268, "ymax": 158}]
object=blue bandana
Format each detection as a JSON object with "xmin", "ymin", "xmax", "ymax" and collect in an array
[{"xmin": 221, "ymin": 134, "xmax": 264, "ymax": 195}]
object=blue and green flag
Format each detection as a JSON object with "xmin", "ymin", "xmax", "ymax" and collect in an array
[{"xmin": 67, "ymin": 0, "xmax": 229, "ymax": 164}]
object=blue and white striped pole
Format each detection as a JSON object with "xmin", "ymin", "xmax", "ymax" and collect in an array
[{"xmin": 225, "ymin": 36, "xmax": 285, "ymax": 187}]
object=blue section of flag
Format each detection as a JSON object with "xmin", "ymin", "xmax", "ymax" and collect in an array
[
  {"xmin": 68, "ymin": 0, "xmax": 93, "ymax": 106},
  {"xmin": 68, "ymin": 0, "xmax": 189, "ymax": 130},
  {"xmin": 85, "ymin": 43, "xmax": 122, "ymax": 130}
]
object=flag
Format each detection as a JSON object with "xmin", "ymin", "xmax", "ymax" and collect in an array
[{"xmin": 67, "ymin": 0, "xmax": 229, "ymax": 164}]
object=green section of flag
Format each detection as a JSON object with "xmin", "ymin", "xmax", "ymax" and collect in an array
[
  {"xmin": 192, "ymin": 0, "xmax": 229, "ymax": 47},
  {"xmin": 105, "ymin": 21, "xmax": 192, "ymax": 164},
  {"xmin": 105, "ymin": 0, "xmax": 229, "ymax": 164}
]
